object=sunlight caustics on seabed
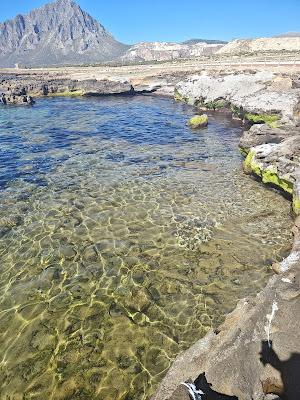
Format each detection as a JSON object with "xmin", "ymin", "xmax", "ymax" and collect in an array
[{"xmin": 0, "ymin": 96, "xmax": 293, "ymax": 399}]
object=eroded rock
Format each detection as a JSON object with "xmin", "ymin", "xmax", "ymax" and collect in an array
[{"xmin": 175, "ymin": 72, "xmax": 300, "ymax": 124}]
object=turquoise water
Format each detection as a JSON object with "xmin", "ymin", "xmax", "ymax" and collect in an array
[{"xmin": 0, "ymin": 96, "xmax": 293, "ymax": 399}]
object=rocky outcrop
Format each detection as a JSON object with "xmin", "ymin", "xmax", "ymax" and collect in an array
[
  {"xmin": 243, "ymin": 139, "xmax": 300, "ymax": 213},
  {"xmin": 239, "ymin": 124, "xmax": 299, "ymax": 151},
  {"xmin": 174, "ymin": 72, "xmax": 300, "ymax": 124},
  {"xmin": 76, "ymin": 79, "xmax": 134, "ymax": 95},
  {"xmin": 217, "ymin": 37, "xmax": 300, "ymax": 55},
  {"xmin": 0, "ymin": 0, "xmax": 128, "ymax": 67},
  {"xmin": 0, "ymin": 76, "xmax": 133, "ymax": 97},
  {"xmin": 151, "ymin": 71, "xmax": 300, "ymax": 400},
  {"xmin": 121, "ymin": 41, "xmax": 224, "ymax": 63},
  {"xmin": 175, "ymin": 69, "xmax": 300, "ymax": 237},
  {"xmin": 152, "ymin": 257, "xmax": 300, "ymax": 400},
  {"xmin": 238, "ymin": 122, "xmax": 300, "ymax": 217}
]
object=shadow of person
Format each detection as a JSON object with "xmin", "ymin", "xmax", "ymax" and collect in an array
[
  {"xmin": 260, "ymin": 340, "xmax": 300, "ymax": 400},
  {"xmin": 193, "ymin": 373, "xmax": 238, "ymax": 400}
]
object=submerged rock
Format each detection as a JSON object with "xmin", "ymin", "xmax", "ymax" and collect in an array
[{"xmin": 188, "ymin": 114, "xmax": 208, "ymax": 129}]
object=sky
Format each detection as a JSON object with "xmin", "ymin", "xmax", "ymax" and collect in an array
[{"xmin": 0, "ymin": 0, "xmax": 299, "ymax": 44}]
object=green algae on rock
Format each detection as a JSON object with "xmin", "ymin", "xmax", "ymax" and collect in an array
[
  {"xmin": 243, "ymin": 149, "xmax": 300, "ymax": 215},
  {"xmin": 204, "ymin": 100, "xmax": 231, "ymax": 110},
  {"xmin": 174, "ymin": 88, "xmax": 185, "ymax": 102},
  {"xmin": 292, "ymin": 194, "xmax": 300, "ymax": 215},
  {"xmin": 48, "ymin": 90, "xmax": 85, "ymax": 97},
  {"xmin": 243, "ymin": 150, "xmax": 293, "ymax": 194},
  {"xmin": 244, "ymin": 113, "xmax": 280, "ymax": 128},
  {"xmin": 188, "ymin": 115, "xmax": 208, "ymax": 129}
]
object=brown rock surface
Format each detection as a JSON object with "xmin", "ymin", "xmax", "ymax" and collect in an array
[{"xmin": 239, "ymin": 124, "xmax": 299, "ymax": 151}]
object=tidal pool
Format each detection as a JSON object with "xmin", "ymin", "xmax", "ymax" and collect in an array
[{"xmin": 0, "ymin": 96, "xmax": 293, "ymax": 399}]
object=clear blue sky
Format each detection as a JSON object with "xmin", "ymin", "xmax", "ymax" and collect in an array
[{"xmin": 1, "ymin": 0, "xmax": 299, "ymax": 44}]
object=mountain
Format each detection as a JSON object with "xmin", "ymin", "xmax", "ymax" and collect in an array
[
  {"xmin": 217, "ymin": 37, "xmax": 300, "ymax": 55},
  {"xmin": 182, "ymin": 38, "xmax": 227, "ymax": 45},
  {"xmin": 274, "ymin": 32, "xmax": 300, "ymax": 38},
  {"xmin": 121, "ymin": 41, "xmax": 225, "ymax": 63},
  {"xmin": 0, "ymin": 0, "xmax": 128, "ymax": 67}
]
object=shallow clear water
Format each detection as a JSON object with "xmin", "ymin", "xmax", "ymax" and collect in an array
[{"xmin": 0, "ymin": 96, "xmax": 293, "ymax": 399}]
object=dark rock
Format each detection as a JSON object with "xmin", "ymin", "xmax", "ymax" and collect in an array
[
  {"xmin": 0, "ymin": 76, "xmax": 134, "ymax": 97},
  {"xmin": 75, "ymin": 79, "xmax": 134, "ymax": 95},
  {"xmin": 0, "ymin": 92, "xmax": 35, "ymax": 105}
]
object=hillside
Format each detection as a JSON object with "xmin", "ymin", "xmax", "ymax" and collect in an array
[{"xmin": 217, "ymin": 37, "xmax": 300, "ymax": 55}]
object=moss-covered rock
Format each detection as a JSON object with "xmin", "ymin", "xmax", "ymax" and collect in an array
[
  {"xmin": 48, "ymin": 90, "xmax": 84, "ymax": 97},
  {"xmin": 205, "ymin": 100, "xmax": 230, "ymax": 110},
  {"xmin": 243, "ymin": 150, "xmax": 293, "ymax": 194},
  {"xmin": 174, "ymin": 88, "xmax": 184, "ymax": 102},
  {"xmin": 292, "ymin": 182, "xmax": 300, "ymax": 215},
  {"xmin": 292, "ymin": 195, "xmax": 300, "ymax": 215},
  {"xmin": 244, "ymin": 113, "xmax": 280, "ymax": 128},
  {"xmin": 188, "ymin": 114, "xmax": 208, "ymax": 129},
  {"xmin": 239, "ymin": 146, "xmax": 249, "ymax": 157}
]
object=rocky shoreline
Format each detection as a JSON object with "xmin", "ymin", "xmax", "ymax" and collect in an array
[
  {"xmin": 174, "ymin": 71, "xmax": 300, "ymax": 213},
  {"xmin": 152, "ymin": 72, "xmax": 300, "ymax": 400},
  {"xmin": 0, "ymin": 76, "xmax": 135, "ymax": 99},
  {"xmin": 1, "ymin": 68, "xmax": 300, "ymax": 399}
]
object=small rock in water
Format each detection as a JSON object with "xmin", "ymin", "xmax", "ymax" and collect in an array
[{"xmin": 188, "ymin": 114, "xmax": 208, "ymax": 129}]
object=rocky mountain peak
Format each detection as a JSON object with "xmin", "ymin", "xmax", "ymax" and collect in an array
[{"xmin": 0, "ymin": 0, "xmax": 127, "ymax": 67}]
